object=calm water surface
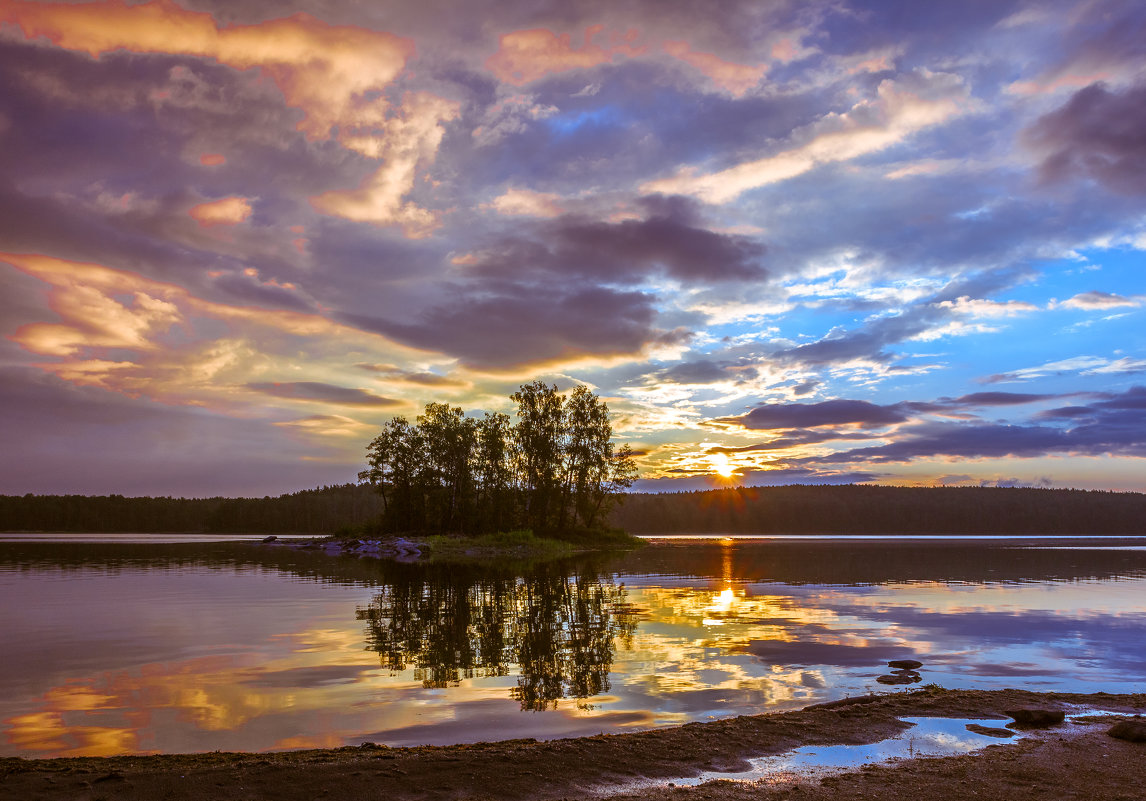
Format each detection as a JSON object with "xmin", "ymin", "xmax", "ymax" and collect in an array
[{"xmin": 1, "ymin": 536, "xmax": 1144, "ymax": 757}]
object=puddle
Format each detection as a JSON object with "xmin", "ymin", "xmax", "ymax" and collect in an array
[{"xmin": 603, "ymin": 717, "xmax": 1024, "ymax": 794}]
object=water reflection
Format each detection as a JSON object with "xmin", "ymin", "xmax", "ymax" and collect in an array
[
  {"xmin": 2, "ymin": 537, "xmax": 1146, "ymax": 758},
  {"xmin": 357, "ymin": 563, "xmax": 638, "ymax": 710}
]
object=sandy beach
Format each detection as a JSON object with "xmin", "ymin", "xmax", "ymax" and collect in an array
[{"xmin": 3, "ymin": 687, "xmax": 1143, "ymax": 801}]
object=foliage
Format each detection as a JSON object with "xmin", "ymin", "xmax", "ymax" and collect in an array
[
  {"xmin": 4, "ymin": 482, "xmax": 1146, "ymax": 537},
  {"xmin": 609, "ymin": 484, "xmax": 1146, "ymax": 535},
  {"xmin": 358, "ymin": 382, "xmax": 638, "ymax": 537}
]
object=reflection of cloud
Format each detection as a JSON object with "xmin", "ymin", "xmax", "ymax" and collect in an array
[{"xmin": 738, "ymin": 639, "xmax": 914, "ymax": 667}]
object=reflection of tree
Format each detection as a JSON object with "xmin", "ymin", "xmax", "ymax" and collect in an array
[{"xmin": 356, "ymin": 563, "xmax": 637, "ymax": 710}]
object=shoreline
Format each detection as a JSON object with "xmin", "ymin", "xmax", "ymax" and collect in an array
[{"xmin": 3, "ymin": 688, "xmax": 1143, "ymax": 800}]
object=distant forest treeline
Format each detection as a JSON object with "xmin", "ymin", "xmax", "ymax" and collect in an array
[{"xmin": 2, "ymin": 483, "xmax": 1145, "ymax": 535}]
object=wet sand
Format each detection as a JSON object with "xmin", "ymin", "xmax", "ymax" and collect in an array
[{"xmin": 2, "ymin": 687, "xmax": 1143, "ymax": 800}]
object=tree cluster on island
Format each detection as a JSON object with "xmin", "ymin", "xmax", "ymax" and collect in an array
[{"xmin": 358, "ymin": 381, "xmax": 638, "ymax": 538}]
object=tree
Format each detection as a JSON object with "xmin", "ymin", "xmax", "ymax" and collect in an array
[
  {"xmin": 510, "ymin": 381, "xmax": 566, "ymax": 533},
  {"xmin": 360, "ymin": 383, "xmax": 638, "ymax": 536}
]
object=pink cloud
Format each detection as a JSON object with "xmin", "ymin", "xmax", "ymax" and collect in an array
[
  {"xmin": 663, "ymin": 40, "xmax": 767, "ymax": 96},
  {"xmin": 188, "ymin": 196, "xmax": 253, "ymax": 227},
  {"xmin": 486, "ymin": 25, "xmax": 643, "ymax": 86},
  {"xmin": 1, "ymin": 0, "xmax": 416, "ymax": 141}
]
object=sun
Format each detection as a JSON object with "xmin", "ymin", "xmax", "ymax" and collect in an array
[{"xmin": 710, "ymin": 452, "xmax": 735, "ymax": 478}]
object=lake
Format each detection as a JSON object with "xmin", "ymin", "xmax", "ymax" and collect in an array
[{"xmin": 2, "ymin": 536, "xmax": 1145, "ymax": 758}]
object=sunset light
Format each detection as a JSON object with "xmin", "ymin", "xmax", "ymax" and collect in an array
[{"xmin": 0, "ymin": 0, "xmax": 1142, "ymax": 497}]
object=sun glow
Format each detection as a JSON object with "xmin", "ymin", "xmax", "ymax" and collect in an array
[{"xmin": 710, "ymin": 452, "xmax": 735, "ymax": 477}]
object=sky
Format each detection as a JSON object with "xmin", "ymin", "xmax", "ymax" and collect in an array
[{"xmin": 0, "ymin": 0, "xmax": 1144, "ymax": 497}]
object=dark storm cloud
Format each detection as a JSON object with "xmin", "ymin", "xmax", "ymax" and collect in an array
[
  {"xmin": 246, "ymin": 382, "xmax": 402, "ymax": 407},
  {"xmin": 345, "ymin": 282, "xmax": 687, "ymax": 370},
  {"xmin": 470, "ymin": 196, "xmax": 765, "ymax": 285},
  {"xmin": 722, "ymin": 399, "xmax": 909, "ymax": 430},
  {"xmin": 1026, "ymin": 82, "xmax": 1146, "ymax": 195}
]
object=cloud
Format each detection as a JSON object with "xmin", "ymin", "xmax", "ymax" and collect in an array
[
  {"xmin": 642, "ymin": 68, "xmax": 974, "ymax": 203},
  {"xmin": 3, "ymin": 0, "xmax": 459, "ymax": 237},
  {"xmin": 721, "ymin": 399, "xmax": 909, "ymax": 430},
  {"xmin": 0, "ymin": 251, "xmax": 429, "ymax": 415},
  {"xmin": 1057, "ymin": 290, "xmax": 1143, "ymax": 310},
  {"xmin": 985, "ymin": 356, "xmax": 1146, "ymax": 383},
  {"xmin": 188, "ymin": 196, "xmax": 252, "ymax": 227},
  {"xmin": 485, "ymin": 25, "xmax": 643, "ymax": 86},
  {"xmin": 246, "ymin": 381, "xmax": 401, "ymax": 408},
  {"xmin": 273, "ymin": 414, "xmax": 374, "ymax": 439},
  {"xmin": 467, "ymin": 197, "xmax": 766, "ymax": 285},
  {"xmin": 945, "ymin": 391, "xmax": 1058, "ymax": 407},
  {"xmin": 1008, "ymin": 1, "xmax": 1146, "ymax": 96},
  {"xmin": 798, "ymin": 386, "xmax": 1146, "ymax": 465},
  {"xmin": 308, "ymin": 92, "xmax": 460, "ymax": 237},
  {"xmin": 346, "ymin": 283, "xmax": 689, "ymax": 371},
  {"xmin": 485, "ymin": 187, "xmax": 564, "ymax": 218},
  {"xmin": 1, "ymin": 0, "xmax": 414, "ymax": 140},
  {"xmin": 0, "ymin": 367, "xmax": 356, "ymax": 495},
  {"xmin": 355, "ymin": 363, "xmax": 467, "ymax": 388},
  {"xmin": 1025, "ymin": 82, "xmax": 1146, "ymax": 195},
  {"xmin": 662, "ymin": 40, "xmax": 766, "ymax": 96},
  {"xmin": 655, "ymin": 360, "xmax": 752, "ymax": 385}
]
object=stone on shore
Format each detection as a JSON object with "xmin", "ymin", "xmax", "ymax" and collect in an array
[
  {"xmin": 261, "ymin": 535, "xmax": 277, "ymax": 543},
  {"xmin": 1108, "ymin": 718, "xmax": 1146, "ymax": 742},
  {"xmin": 888, "ymin": 659, "xmax": 923, "ymax": 670},
  {"xmin": 1005, "ymin": 708, "xmax": 1065, "ymax": 728}
]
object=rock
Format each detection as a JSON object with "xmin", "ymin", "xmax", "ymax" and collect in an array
[
  {"xmin": 966, "ymin": 723, "xmax": 1015, "ymax": 738},
  {"xmin": 806, "ymin": 695, "xmax": 882, "ymax": 710},
  {"xmin": 1108, "ymin": 718, "xmax": 1146, "ymax": 742},
  {"xmin": 876, "ymin": 672, "xmax": 921, "ymax": 685},
  {"xmin": 1005, "ymin": 708, "xmax": 1065, "ymax": 728},
  {"xmin": 888, "ymin": 659, "xmax": 923, "ymax": 670},
  {"xmin": 261, "ymin": 535, "xmax": 277, "ymax": 543}
]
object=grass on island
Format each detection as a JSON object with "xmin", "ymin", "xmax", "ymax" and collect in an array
[{"xmin": 425, "ymin": 527, "xmax": 643, "ymax": 562}]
